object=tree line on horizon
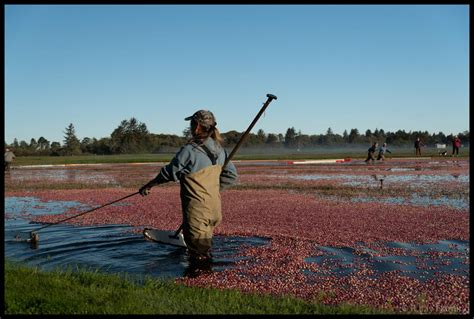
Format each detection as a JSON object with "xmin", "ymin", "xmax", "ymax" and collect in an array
[{"xmin": 5, "ymin": 117, "xmax": 470, "ymax": 156}]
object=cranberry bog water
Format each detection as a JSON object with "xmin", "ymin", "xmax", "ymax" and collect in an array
[{"xmin": 4, "ymin": 157, "xmax": 469, "ymax": 314}]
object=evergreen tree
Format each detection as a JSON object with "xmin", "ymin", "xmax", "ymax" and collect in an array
[
  {"xmin": 325, "ymin": 127, "xmax": 335, "ymax": 145},
  {"xmin": 284, "ymin": 127, "xmax": 297, "ymax": 148},
  {"xmin": 29, "ymin": 138, "xmax": 37, "ymax": 150},
  {"xmin": 91, "ymin": 137, "xmax": 112, "ymax": 155},
  {"xmin": 222, "ymin": 130, "xmax": 242, "ymax": 146},
  {"xmin": 348, "ymin": 128, "xmax": 359, "ymax": 143},
  {"xmin": 110, "ymin": 118, "xmax": 151, "ymax": 154},
  {"xmin": 80, "ymin": 137, "xmax": 93, "ymax": 153},
  {"xmin": 266, "ymin": 133, "xmax": 279, "ymax": 145},
  {"xmin": 342, "ymin": 130, "xmax": 349, "ymax": 142},
  {"xmin": 50, "ymin": 141, "xmax": 62, "ymax": 156},
  {"xmin": 63, "ymin": 123, "xmax": 82, "ymax": 155},
  {"xmin": 256, "ymin": 129, "xmax": 266, "ymax": 144}
]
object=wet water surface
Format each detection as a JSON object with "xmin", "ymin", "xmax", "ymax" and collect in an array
[
  {"xmin": 5, "ymin": 195, "xmax": 469, "ymax": 283},
  {"xmin": 349, "ymin": 194, "xmax": 469, "ymax": 210},
  {"xmin": 305, "ymin": 240, "xmax": 469, "ymax": 281},
  {"xmin": 5, "ymin": 196, "xmax": 270, "ymax": 280},
  {"xmin": 6, "ymin": 168, "xmax": 119, "ymax": 185},
  {"xmin": 285, "ymin": 173, "xmax": 469, "ymax": 185}
]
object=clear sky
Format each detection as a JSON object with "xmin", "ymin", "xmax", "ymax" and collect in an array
[{"xmin": 5, "ymin": 4, "xmax": 469, "ymax": 144}]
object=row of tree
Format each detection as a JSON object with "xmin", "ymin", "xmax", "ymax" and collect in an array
[{"xmin": 5, "ymin": 118, "xmax": 470, "ymax": 156}]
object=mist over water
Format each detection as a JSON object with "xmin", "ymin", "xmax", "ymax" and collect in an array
[
  {"xmin": 235, "ymin": 145, "xmax": 370, "ymax": 155},
  {"xmin": 229, "ymin": 145, "xmax": 470, "ymax": 157}
]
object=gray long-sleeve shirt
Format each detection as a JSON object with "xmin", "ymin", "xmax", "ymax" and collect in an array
[{"xmin": 151, "ymin": 137, "xmax": 238, "ymax": 191}]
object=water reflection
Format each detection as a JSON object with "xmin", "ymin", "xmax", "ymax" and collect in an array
[
  {"xmin": 305, "ymin": 240, "xmax": 469, "ymax": 281},
  {"xmin": 350, "ymin": 194, "xmax": 469, "ymax": 210},
  {"xmin": 6, "ymin": 168, "xmax": 118, "ymax": 185},
  {"xmin": 284, "ymin": 173, "xmax": 469, "ymax": 184}
]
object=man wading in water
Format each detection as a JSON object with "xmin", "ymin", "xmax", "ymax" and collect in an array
[{"xmin": 139, "ymin": 110, "xmax": 238, "ymax": 273}]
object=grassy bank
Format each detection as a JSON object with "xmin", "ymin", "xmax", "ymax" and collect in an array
[
  {"xmin": 9, "ymin": 147, "xmax": 469, "ymax": 166},
  {"xmin": 4, "ymin": 260, "xmax": 391, "ymax": 315},
  {"xmin": 10, "ymin": 153, "xmax": 174, "ymax": 166}
]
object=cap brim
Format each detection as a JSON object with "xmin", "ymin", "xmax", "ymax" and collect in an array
[{"xmin": 184, "ymin": 116, "xmax": 193, "ymax": 121}]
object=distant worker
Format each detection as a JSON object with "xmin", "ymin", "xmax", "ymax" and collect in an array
[
  {"xmin": 452, "ymin": 135, "xmax": 461, "ymax": 157},
  {"xmin": 365, "ymin": 142, "xmax": 378, "ymax": 163},
  {"xmin": 377, "ymin": 143, "xmax": 392, "ymax": 161},
  {"xmin": 414, "ymin": 137, "xmax": 425, "ymax": 156},
  {"xmin": 4, "ymin": 148, "xmax": 16, "ymax": 171}
]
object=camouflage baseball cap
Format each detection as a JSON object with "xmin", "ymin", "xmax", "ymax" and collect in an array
[{"xmin": 184, "ymin": 110, "xmax": 216, "ymax": 128}]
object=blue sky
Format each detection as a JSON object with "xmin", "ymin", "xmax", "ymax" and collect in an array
[{"xmin": 5, "ymin": 5, "xmax": 469, "ymax": 144}]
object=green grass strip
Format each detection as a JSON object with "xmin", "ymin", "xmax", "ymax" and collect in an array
[
  {"xmin": 5, "ymin": 260, "xmax": 391, "ymax": 315},
  {"xmin": 11, "ymin": 148, "xmax": 469, "ymax": 166}
]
